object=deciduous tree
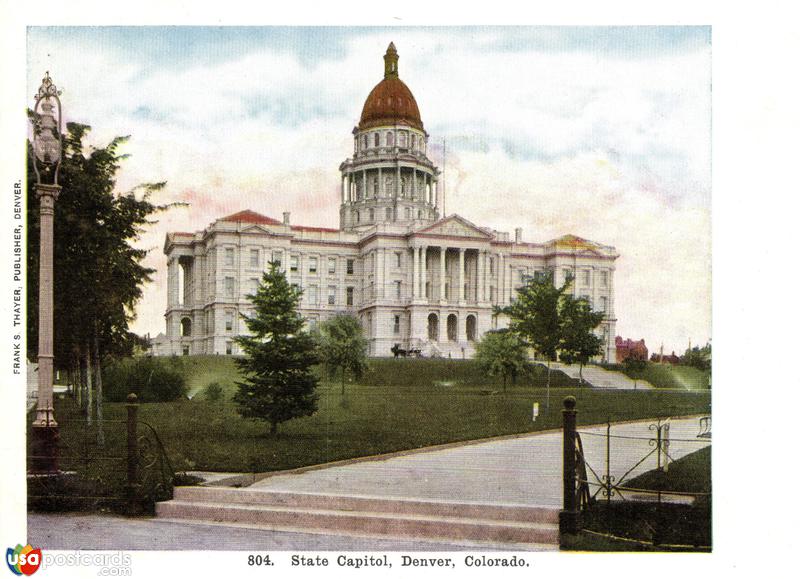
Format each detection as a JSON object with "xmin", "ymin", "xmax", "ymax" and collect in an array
[
  {"xmin": 318, "ymin": 314, "xmax": 368, "ymax": 396},
  {"xmin": 474, "ymin": 329, "xmax": 529, "ymax": 392}
]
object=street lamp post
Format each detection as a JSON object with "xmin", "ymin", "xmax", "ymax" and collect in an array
[{"xmin": 29, "ymin": 71, "xmax": 63, "ymax": 474}]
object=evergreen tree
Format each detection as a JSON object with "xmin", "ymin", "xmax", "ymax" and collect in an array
[
  {"xmin": 233, "ymin": 264, "xmax": 320, "ymax": 435},
  {"xmin": 474, "ymin": 329, "xmax": 530, "ymax": 392},
  {"xmin": 559, "ymin": 294, "xmax": 605, "ymax": 384},
  {"xmin": 318, "ymin": 314, "xmax": 368, "ymax": 396}
]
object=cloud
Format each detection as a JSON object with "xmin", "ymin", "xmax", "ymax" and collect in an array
[{"xmin": 26, "ymin": 27, "xmax": 711, "ymax": 353}]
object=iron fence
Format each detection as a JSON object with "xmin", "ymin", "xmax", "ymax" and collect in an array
[
  {"xmin": 560, "ymin": 396, "xmax": 711, "ymax": 548},
  {"xmin": 27, "ymin": 394, "xmax": 174, "ymax": 515}
]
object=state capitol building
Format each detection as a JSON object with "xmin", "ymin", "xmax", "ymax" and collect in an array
[{"xmin": 158, "ymin": 43, "xmax": 619, "ymax": 360}]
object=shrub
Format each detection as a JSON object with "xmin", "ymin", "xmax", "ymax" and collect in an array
[
  {"xmin": 103, "ymin": 357, "xmax": 188, "ymax": 402},
  {"xmin": 202, "ymin": 382, "xmax": 224, "ymax": 402}
]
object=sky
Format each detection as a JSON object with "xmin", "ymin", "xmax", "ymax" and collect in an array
[{"xmin": 26, "ymin": 26, "xmax": 711, "ymax": 354}]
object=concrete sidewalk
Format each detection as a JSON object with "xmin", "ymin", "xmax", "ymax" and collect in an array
[{"xmin": 249, "ymin": 416, "xmax": 710, "ymax": 507}]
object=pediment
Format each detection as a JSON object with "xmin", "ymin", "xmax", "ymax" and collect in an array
[
  {"xmin": 240, "ymin": 223, "xmax": 276, "ymax": 235},
  {"xmin": 415, "ymin": 215, "xmax": 493, "ymax": 239}
]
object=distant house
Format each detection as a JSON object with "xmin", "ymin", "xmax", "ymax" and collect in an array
[
  {"xmin": 615, "ymin": 337, "xmax": 648, "ymax": 363},
  {"xmin": 650, "ymin": 350, "xmax": 681, "ymax": 364}
]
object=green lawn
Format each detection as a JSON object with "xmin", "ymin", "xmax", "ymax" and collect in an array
[
  {"xmin": 601, "ymin": 362, "xmax": 711, "ymax": 390},
  {"xmin": 572, "ymin": 446, "xmax": 712, "ymax": 551},
  {"xmin": 53, "ymin": 357, "xmax": 711, "ymax": 473}
]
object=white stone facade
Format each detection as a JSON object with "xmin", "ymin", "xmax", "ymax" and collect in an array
[{"xmin": 161, "ymin": 44, "xmax": 618, "ymax": 360}]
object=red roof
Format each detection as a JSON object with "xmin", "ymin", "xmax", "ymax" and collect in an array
[
  {"xmin": 219, "ymin": 210, "xmax": 283, "ymax": 226},
  {"xmin": 291, "ymin": 225, "xmax": 340, "ymax": 233}
]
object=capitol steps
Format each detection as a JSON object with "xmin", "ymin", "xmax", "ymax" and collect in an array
[
  {"xmin": 155, "ymin": 486, "xmax": 560, "ymax": 547},
  {"xmin": 551, "ymin": 363, "xmax": 654, "ymax": 390}
]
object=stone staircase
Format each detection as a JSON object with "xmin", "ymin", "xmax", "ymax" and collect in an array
[
  {"xmin": 156, "ymin": 486, "xmax": 560, "ymax": 547},
  {"xmin": 551, "ymin": 362, "xmax": 654, "ymax": 390}
]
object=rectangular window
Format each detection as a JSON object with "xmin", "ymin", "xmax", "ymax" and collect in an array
[
  {"xmin": 182, "ymin": 345, "xmax": 190, "ymax": 356},
  {"xmin": 308, "ymin": 317, "xmax": 318, "ymax": 331},
  {"xmin": 225, "ymin": 341, "xmax": 233, "ymax": 355},
  {"xmin": 347, "ymin": 259, "xmax": 355, "ymax": 275},
  {"xmin": 395, "ymin": 252, "xmax": 402, "ymax": 268},
  {"xmin": 249, "ymin": 278, "xmax": 259, "ymax": 295},
  {"xmin": 394, "ymin": 315, "xmax": 401, "ymax": 334},
  {"xmin": 328, "ymin": 257, "xmax": 336, "ymax": 274},
  {"xmin": 308, "ymin": 285, "xmax": 318, "ymax": 305},
  {"xmin": 328, "ymin": 286, "xmax": 336, "ymax": 305},
  {"xmin": 582, "ymin": 270, "xmax": 591, "ymax": 286},
  {"xmin": 224, "ymin": 276, "xmax": 235, "ymax": 297},
  {"xmin": 489, "ymin": 257, "xmax": 495, "ymax": 275},
  {"xmin": 395, "ymin": 281, "xmax": 402, "ymax": 299},
  {"xmin": 272, "ymin": 250, "xmax": 283, "ymax": 268},
  {"xmin": 346, "ymin": 286, "xmax": 354, "ymax": 306},
  {"xmin": 224, "ymin": 247, "xmax": 234, "ymax": 267},
  {"xmin": 249, "ymin": 248, "xmax": 259, "ymax": 268},
  {"xmin": 309, "ymin": 257, "xmax": 318, "ymax": 273},
  {"xmin": 600, "ymin": 271, "xmax": 608, "ymax": 287},
  {"xmin": 225, "ymin": 310, "xmax": 234, "ymax": 332},
  {"xmin": 600, "ymin": 296, "xmax": 608, "ymax": 312},
  {"xmin": 564, "ymin": 268, "xmax": 573, "ymax": 282},
  {"xmin": 290, "ymin": 255, "xmax": 299, "ymax": 272}
]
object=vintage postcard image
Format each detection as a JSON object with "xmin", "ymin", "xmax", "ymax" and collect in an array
[{"xmin": 9, "ymin": 22, "xmax": 715, "ymax": 573}]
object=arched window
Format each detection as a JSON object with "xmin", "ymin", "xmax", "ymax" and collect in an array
[
  {"xmin": 385, "ymin": 207, "xmax": 393, "ymax": 221},
  {"xmin": 387, "ymin": 132, "xmax": 394, "ymax": 146},
  {"xmin": 411, "ymin": 134, "xmax": 416, "ymax": 149},
  {"xmin": 369, "ymin": 208, "xmax": 375, "ymax": 221},
  {"xmin": 356, "ymin": 210, "xmax": 360, "ymax": 223},
  {"xmin": 372, "ymin": 176, "xmax": 379, "ymax": 197},
  {"xmin": 374, "ymin": 133, "xmax": 380, "ymax": 147},
  {"xmin": 418, "ymin": 210, "xmax": 422, "ymax": 219},
  {"xmin": 180, "ymin": 317, "xmax": 192, "ymax": 337},
  {"xmin": 447, "ymin": 314, "xmax": 458, "ymax": 342},
  {"xmin": 362, "ymin": 135, "xmax": 368, "ymax": 149},
  {"xmin": 399, "ymin": 131, "xmax": 407, "ymax": 148},
  {"xmin": 428, "ymin": 313, "xmax": 439, "ymax": 341},
  {"xmin": 466, "ymin": 315, "xmax": 477, "ymax": 341}
]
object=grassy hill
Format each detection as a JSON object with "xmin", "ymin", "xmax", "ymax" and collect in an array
[
  {"xmin": 60, "ymin": 356, "xmax": 710, "ymax": 473},
  {"xmin": 166, "ymin": 355, "xmax": 582, "ymax": 399},
  {"xmin": 602, "ymin": 362, "xmax": 711, "ymax": 390}
]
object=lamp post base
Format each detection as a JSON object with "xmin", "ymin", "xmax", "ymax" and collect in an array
[{"xmin": 29, "ymin": 424, "xmax": 60, "ymax": 474}]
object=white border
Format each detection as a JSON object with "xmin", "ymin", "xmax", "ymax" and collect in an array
[{"xmin": 2, "ymin": 1, "xmax": 798, "ymax": 576}]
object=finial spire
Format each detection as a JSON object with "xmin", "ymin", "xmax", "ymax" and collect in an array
[{"xmin": 384, "ymin": 42, "xmax": 399, "ymax": 79}]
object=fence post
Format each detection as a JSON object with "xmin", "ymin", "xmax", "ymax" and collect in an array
[
  {"xmin": 560, "ymin": 395, "xmax": 580, "ymax": 540},
  {"xmin": 126, "ymin": 393, "xmax": 140, "ymax": 515}
]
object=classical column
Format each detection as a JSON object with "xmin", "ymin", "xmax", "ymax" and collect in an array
[
  {"xmin": 413, "ymin": 167, "xmax": 417, "ymax": 200},
  {"xmin": 411, "ymin": 247, "xmax": 419, "ymax": 299},
  {"xmin": 341, "ymin": 175, "xmax": 346, "ymax": 204},
  {"xmin": 376, "ymin": 248, "xmax": 385, "ymax": 299},
  {"xmin": 439, "ymin": 246, "xmax": 447, "ymax": 303},
  {"xmin": 421, "ymin": 246, "xmax": 428, "ymax": 301},
  {"xmin": 458, "ymin": 248, "xmax": 466, "ymax": 305},
  {"xmin": 477, "ymin": 250, "xmax": 485, "ymax": 304},
  {"xmin": 362, "ymin": 169, "xmax": 367, "ymax": 200},
  {"xmin": 498, "ymin": 253, "xmax": 505, "ymax": 304},
  {"xmin": 396, "ymin": 165, "xmax": 401, "ymax": 198},
  {"xmin": 378, "ymin": 167, "xmax": 382, "ymax": 198}
]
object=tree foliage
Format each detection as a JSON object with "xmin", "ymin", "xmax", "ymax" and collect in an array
[
  {"xmin": 682, "ymin": 342, "xmax": 711, "ymax": 372},
  {"xmin": 317, "ymin": 314, "xmax": 368, "ymax": 396},
  {"xmin": 27, "ymin": 122, "xmax": 169, "ymax": 367},
  {"xmin": 233, "ymin": 264, "xmax": 320, "ymax": 435},
  {"xmin": 474, "ymin": 329, "xmax": 530, "ymax": 391},
  {"xmin": 559, "ymin": 293, "xmax": 606, "ymax": 382}
]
